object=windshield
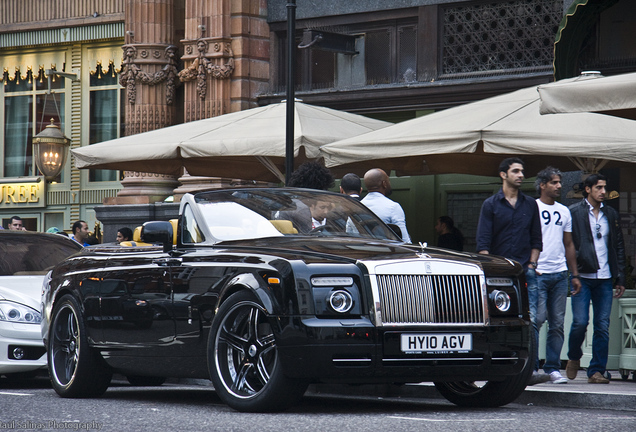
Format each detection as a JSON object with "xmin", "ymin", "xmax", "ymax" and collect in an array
[
  {"xmin": 0, "ymin": 232, "xmax": 82, "ymax": 276},
  {"xmin": 194, "ymin": 188, "xmax": 402, "ymax": 242}
]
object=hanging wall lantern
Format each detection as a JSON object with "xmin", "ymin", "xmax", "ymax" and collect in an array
[
  {"xmin": 32, "ymin": 118, "xmax": 70, "ymax": 181},
  {"xmin": 31, "ymin": 69, "xmax": 77, "ymax": 182}
]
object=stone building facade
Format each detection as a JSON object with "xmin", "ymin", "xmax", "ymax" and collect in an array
[
  {"xmin": 0, "ymin": 0, "xmax": 270, "ymax": 236},
  {"xmin": 1, "ymin": 0, "xmax": 635, "ymax": 248}
]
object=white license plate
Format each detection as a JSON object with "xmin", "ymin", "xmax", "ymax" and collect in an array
[{"xmin": 400, "ymin": 333, "xmax": 472, "ymax": 353}]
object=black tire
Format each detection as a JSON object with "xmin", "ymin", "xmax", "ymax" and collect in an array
[
  {"xmin": 126, "ymin": 375, "xmax": 166, "ymax": 386},
  {"xmin": 48, "ymin": 294, "xmax": 112, "ymax": 398},
  {"xmin": 434, "ymin": 336, "xmax": 535, "ymax": 408},
  {"xmin": 208, "ymin": 291, "xmax": 308, "ymax": 412}
]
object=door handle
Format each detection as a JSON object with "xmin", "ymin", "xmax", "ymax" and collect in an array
[{"xmin": 153, "ymin": 257, "xmax": 182, "ymax": 266}]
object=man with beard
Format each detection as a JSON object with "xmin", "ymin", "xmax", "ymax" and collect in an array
[
  {"xmin": 532, "ymin": 167, "xmax": 581, "ymax": 384},
  {"xmin": 566, "ymin": 173, "xmax": 626, "ymax": 384}
]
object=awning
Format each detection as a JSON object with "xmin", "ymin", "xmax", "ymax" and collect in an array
[{"xmin": 553, "ymin": 0, "xmax": 618, "ymax": 81}]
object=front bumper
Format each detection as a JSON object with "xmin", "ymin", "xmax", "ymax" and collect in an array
[
  {"xmin": 276, "ymin": 317, "xmax": 531, "ymax": 384},
  {"xmin": 0, "ymin": 321, "xmax": 47, "ymax": 375}
]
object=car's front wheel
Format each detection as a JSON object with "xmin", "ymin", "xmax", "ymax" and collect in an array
[
  {"xmin": 48, "ymin": 294, "xmax": 112, "ymax": 398},
  {"xmin": 208, "ymin": 291, "xmax": 307, "ymax": 412}
]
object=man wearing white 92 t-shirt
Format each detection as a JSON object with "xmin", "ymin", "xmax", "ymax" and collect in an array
[{"xmin": 532, "ymin": 167, "xmax": 581, "ymax": 384}]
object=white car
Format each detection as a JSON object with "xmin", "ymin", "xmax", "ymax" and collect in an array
[{"xmin": 0, "ymin": 231, "xmax": 81, "ymax": 379}]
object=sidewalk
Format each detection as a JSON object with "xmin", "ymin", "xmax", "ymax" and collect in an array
[{"xmin": 307, "ymin": 370, "xmax": 636, "ymax": 411}]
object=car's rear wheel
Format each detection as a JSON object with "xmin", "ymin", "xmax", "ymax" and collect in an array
[
  {"xmin": 208, "ymin": 291, "xmax": 307, "ymax": 412},
  {"xmin": 434, "ymin": 338, "xmax": 535, "ymax": 407},
  {"xmin": 48, "ymin": 294, "xmax": 112, "ymax": 398}
]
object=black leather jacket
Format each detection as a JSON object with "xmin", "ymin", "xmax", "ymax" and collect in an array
[{"xmin": 569, "ymin": 199, "xmax": 626, "ymax": 286}]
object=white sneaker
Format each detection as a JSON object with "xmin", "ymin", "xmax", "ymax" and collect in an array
[{"xmin": 549, "ymin": 371, "xmax": 568, "ymax": 384}]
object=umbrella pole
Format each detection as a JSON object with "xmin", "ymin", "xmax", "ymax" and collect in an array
[{"xmin": 285, "ymin": 0, "xmax": 296, "ymax": 185}]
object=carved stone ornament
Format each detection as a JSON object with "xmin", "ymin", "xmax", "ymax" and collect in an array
[
  {"xmin": 178, "ymin": 38, "xmax": 235, "ymax": 99},
  {"xmin": 119, "ymin": 44, "xmax": 180, "ymax": 105}
]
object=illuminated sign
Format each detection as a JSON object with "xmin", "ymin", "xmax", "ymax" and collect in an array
[{"xmin": 0, "ymin": 177, "xmax": 46, "ymax": 208}]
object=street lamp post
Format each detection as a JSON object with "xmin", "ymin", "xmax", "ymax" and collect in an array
[{"xmin": 285, "ymin": 0, "xmax": 296, "ymax": 185}]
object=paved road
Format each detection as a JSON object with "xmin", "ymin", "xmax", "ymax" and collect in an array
[{"xmin": 1, "ymin": 376, "xmax": 634, "ymax": 432}]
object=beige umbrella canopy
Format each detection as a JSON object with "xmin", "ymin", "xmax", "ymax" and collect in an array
[
  {"xmin": 538, "ymin": 72, "xmax": 636, "ymax": 120},
  {"xmin": 322, "ymin": 84, "xmax": 636, "ymax": 178},
  {"xmin": 72, "ymin": 101, "xmax": 390, "ymax": 183}
]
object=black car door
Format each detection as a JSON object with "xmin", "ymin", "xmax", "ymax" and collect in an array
[{"xmin": 98, "ymin": 250, "xmax": 176, "ymax": 351}]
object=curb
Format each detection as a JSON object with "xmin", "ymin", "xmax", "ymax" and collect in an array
[{"xmin": 306, "ymin": 381, "xmax": 636, "ymax": 411}]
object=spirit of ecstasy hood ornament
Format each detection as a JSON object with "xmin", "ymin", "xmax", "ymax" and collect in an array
[{"xmin": 417, "ymin": 242, "xmax": 430, "ymax": 258}]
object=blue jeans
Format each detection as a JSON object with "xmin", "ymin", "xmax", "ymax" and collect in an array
[
  {"xmin": 567, "ymin": 278, "xmax": 614, "ymax": 377},
  {"xmin": 525, "ymin": 268, "xmax": 540, "ymax": 371},
  {"xmin": 531, "ymin": 271, "xmax": 569, "ymax": 373}
]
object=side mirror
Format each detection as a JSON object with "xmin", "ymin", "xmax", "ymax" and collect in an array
[{"xmin": 141, "ymin": 221, "xmax": 173, "ymax": 253}]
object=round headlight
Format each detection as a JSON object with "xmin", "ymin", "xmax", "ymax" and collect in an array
[
  {"xmin": 491, "ymin": 290, "xmax": 511, "ymax": 312},
  {"xmin": 328, "ymin": 290, "xmax": 353, "ymax": 313}
]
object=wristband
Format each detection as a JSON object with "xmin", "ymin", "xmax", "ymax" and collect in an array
[
  {"xmin": 528, "ymin": 261, "xmax": 538, "ymax": 268},
  {"xmin": 570, "ymin": 274, "xmax": 580, "ymax": 280}
]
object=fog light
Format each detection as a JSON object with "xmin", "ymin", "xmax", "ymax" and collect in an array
[
  {"xmin": 491, "ymin": 290, "xmax": 511, "ymax": 312},
  {"xmin": 12, "ymin": 347, "xmax": 25, "ymax": 360},
  {"xmin": 328, "ymin": 290, "xmax": 353, "ymax": 313}
]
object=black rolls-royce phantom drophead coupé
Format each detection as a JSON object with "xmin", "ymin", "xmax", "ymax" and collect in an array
[{"xmin": 42, "ymin": 188, "xmax": 532, "ymax": 412}]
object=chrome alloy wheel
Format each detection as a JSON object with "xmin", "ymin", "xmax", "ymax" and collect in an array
[
  {"xmin": 51, "ymin": 304, "xmax": 80, "ymax": 386},
  {"xmin": 214, "ymin": 300, "xmax": 276, "ymax": 399}
]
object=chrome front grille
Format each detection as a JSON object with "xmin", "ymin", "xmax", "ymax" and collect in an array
[{"xmin": 376, "ymin": 274, "xmax": 484, "ymax": 325}]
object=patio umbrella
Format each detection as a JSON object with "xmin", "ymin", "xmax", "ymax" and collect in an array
[
  {"xmin": 321, "ymin": 84, "xmax": 636, "ymax": 177},
  {"xmin": 71, "ymin": 101, "xmax": 390, "ymax": 183},
  {"xmin": 538, "ymin": 72, "xmax": 636, "ymax": 120}
]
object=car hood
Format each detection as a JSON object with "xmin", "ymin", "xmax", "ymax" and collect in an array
[
  {"xmin": 0, "ymin": 276, "xmax": 45, "ymax": 310},
  {"xmin": 217, "ymin": 237, "xmax": 520, "ymax": 275}
]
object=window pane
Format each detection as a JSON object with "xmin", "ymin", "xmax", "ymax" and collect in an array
[
  {"xmin": 366, "ymin": 31, "xmax": 392, "ymax": 84},
  {"xmin": 310, "ymin": 50, "xmax": 335, "ymax": 89},
  {"xmin": 120, "ymin": 88, "xmax": 126, "ymax": 138},
  {"xmin": 4, "ymin": 72, "xmax": 32, "ymax": 93},
  {"xmin": 89, "ymin": 89, "xmax": 118, "ymax": 182},
  {"xmin": 398, "ymin": 26, "xmax": 417, "ymax": 82},
  {"xmin": 35, "ymin": 92, "xmax": 64, "ymax": 130},
  {"xmin": 4, "ymin": 95, "xmax": 33, "ymax": 177},
  {"xmin": 90, "ymin": 64, "xmax": 119, "ymax": 87},
  {"xmin": 35, "ymin": 70, "xmax": 65, "ymax": 92}
]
